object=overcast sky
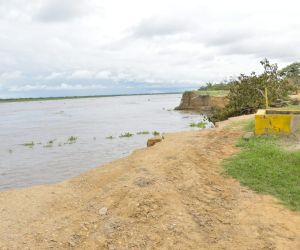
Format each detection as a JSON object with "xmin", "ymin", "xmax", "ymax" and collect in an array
[{"xmin": 0, "ymin": 0, "xmax": 299, "ymax": 98}]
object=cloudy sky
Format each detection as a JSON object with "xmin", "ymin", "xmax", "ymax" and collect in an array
[{"xmin": 0, "ymin": 0, "xmax": 299, "ymax": 98}]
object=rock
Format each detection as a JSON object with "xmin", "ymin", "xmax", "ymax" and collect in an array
[
  {"xmin": 243, "ymin": 132, "xmax": 254, "ymax": 140},
  {"xmin": 147, "ymin": 136, "xmax": 163, "ymax": 147},
  {"xmin": 99, "ymin": 207, "xmax": 108, "ymax": 216}
]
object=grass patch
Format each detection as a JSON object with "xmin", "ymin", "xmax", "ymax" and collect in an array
[
  {"xmin": 223, "ymin": 135, "xmax": 300, "ymax": 211},
  {"xmin": 190, "ymin": 121, "xmax": 207, "ymax": 128},
  {"xmin": 119, "ymin": 132, "xmax": 134, "ymax": 138},
  {"xmin": 196, "ymin": 90, "xmax": 229, "ymax": 97},
  {"xmin": 136, "ymin": 131, "xmax": 150, "ymax": 135}
]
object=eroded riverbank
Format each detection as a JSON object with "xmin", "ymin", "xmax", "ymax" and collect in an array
[{"xmin": 0, "ymin": 115, "xmax": 299, "ymax": 249}]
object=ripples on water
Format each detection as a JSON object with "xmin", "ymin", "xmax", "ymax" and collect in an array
[{"xmin": 0, "ymin": 94, "xmax": 212, "ymax": 190}]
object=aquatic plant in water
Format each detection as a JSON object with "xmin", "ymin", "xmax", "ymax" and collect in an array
[
  {"xmin": 21, "ymin": 142, "xmax": 35, "ymax": 148},
  {"xmin": 106, "ymin": 136, "xmax": 115, "ymax": 139},
  {"xmin": 44, "ymin": 139, "xmax": 56, "ymax": 148},
  {"xmin": 67, "ymin": 136, "xmax": 78, "ymax": 144},
  {"xmin": 152, "ymin": 131, "xmax": 160, "ymax": 136},
  {"xmin": 190, "ymin": 122, "xmax": 207, "ymax": 128},
  {"xmin": 136, "ymin": 131, "xmax": 150, "ymax": 135},
  {"xmin": 119, "ymin": 132, "xmax": 134, "ymax": 138}
]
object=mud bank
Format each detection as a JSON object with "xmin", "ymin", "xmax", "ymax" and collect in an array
[
  {"xmin": 0, "ymin": 115, "xmax": 299, "ymax": 249},
  {"xmin": 175, "ymin": 91, "xmax": 228, "ymax": 112}
]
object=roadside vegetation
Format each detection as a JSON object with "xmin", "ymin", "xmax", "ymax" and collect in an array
[{"xmin": 223, "ymin": 119, "xmax": 300, "ymax": 211}]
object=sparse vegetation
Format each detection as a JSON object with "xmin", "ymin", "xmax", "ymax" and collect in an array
[
  {"xmin": 44, "ymin": 139, "xmax": 56, "ymax": 148},
  {"xmin": 190, "ymin": 122, "xmax": 207, "ymax": 128},
  {"xmin": 152, "ymin": 131, "xmax": 160, "ymax": 136},
  {"xmin": 67, "ymin": 136, "xmax": 78, "ymax": 144},
  {"xmin": 136, "ymin": 131, "xmax": 150, "ymax": 135},
  {"xmin": 21, "ymin": 142, "xmax": 35, "ymax": 148},
  {"xmin": 106, "ymin": 136, "xmax": 115, "ymax": 139},
  {"xmin": 119, "ymin": 132, "xmax": 134, "ymax": 138}
]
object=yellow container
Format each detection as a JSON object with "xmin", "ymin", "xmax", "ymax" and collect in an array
[{"xmin": 255, "ymin": 109, "xmax": 300, "ymax": 135}]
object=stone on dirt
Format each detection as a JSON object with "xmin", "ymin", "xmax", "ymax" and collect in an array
[{"xmin": 99, "ymin": 207, "xmax": 108, "ymax": 216}]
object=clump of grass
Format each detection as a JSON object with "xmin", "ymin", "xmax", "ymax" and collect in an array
[
  {"xmin": 223, "ymin": 135, "xmax": 300, "ymax": 211},
  {"xmin": 106, "ymin": 136, "xmax": 115, "ymax": 139},
  {"xmin": 152, "ymin": 131, "xmax": 160, "ymax": 136},
  {"xmin": 21, "ymin": 142, "xmax": 35, "ymax": 148},
  {"xmin": 67, "ymin": 136, "xmax": 78, "ymax": 144},
  {"xmin": 119, "ymin": 132, "xmax": 134, "ymax": 138},
  {"xmin": 190, "ymin": 122, "xmax": 207, "ymax": 128},
  {"xmin": 136, "ymin": 131, "xmax": 150, "ymax": 135}
]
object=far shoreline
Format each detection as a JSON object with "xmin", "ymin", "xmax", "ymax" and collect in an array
[{"xmin": 0, "ymin": 92, "xmax": 182, "ymax": 104}]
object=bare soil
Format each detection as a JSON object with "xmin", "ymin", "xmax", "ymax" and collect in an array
[{"xmin": 0, "ymin": 116, "xmax": 299, "ymax": 249}]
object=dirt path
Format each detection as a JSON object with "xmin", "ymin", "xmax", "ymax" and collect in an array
[{"xmin": 0, "ymin": 118, "xmax": 299, "ymax": 249}]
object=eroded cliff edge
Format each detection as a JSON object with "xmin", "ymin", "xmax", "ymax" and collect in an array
[{"xmin": 175, "ymin": 91, "xmax": 228, "ymax": 112}]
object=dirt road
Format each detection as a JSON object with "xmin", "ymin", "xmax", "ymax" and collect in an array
[{"xmin": 0, "ymin": 117, "xmax": 299, "ymax": 249}]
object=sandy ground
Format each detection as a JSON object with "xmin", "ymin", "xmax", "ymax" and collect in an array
[{"xmin": 0, "ymin": 115, "xmax": 299, "ymax": 249}]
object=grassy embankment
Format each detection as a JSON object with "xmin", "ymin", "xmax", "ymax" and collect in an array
[
  {"xmin": 196, "ymin": 90, "xmax": 229, "ymax": 97},
  {"xmin": 223, "ymin": 118, "xmax": 300, "ymax": 211}
]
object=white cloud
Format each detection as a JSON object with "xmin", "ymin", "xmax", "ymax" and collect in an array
[{"xmin": 0, "ymin": 0, "xmax": 299, "ymax": 97}]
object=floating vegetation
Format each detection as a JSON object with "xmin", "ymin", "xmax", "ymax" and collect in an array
[
  {"xmin": 152, "ymin": 131, "xmax": 160, "ymax": 136},
  {"xmin": 67, "ymin": 136, "xmax": 78, "ymax": 144},
  {"xmin": 21, "ymin": 142, "xmax": 35, "ymax": 148},
  {"xmin": 119, "ymin": 132, "xmax": 134, "ymax": 138},
  {"xmin": 106, "ymin": 136, "xmax": 115, "ymax": 139},
  {"xmin": 190, "ymin": 122, "xmax": 207, "ymax": 128},
  {"xmin": 44, "ymin": 139, "xmax": 56, "ymax": 147},
  {"xmin": 44, "ymin": 139, "xmax": 56, "ymax": 148},
  {"xmin": 8, "ymin": 149, "xmax": 13, "ymax": 153},
  {"xmin": 136, "ymin": 131, "xmax": 150, "ymax": 135}
]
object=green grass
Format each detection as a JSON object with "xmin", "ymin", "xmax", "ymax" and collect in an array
[
  {"xmin": 119, "ymin": 132, "xmax": 134, "ymax": 138},
  {"xmin": 223, "ymin": 134, "xmax": 300, "ymax": 211},
  {"xmin": 189, "ymin": 121, "xmax": 207, "ymax": 128},
  {"xmin": 195, "ymin": 90, "xmax": 229, "ymax": 97},
  {"xmin": 136, "ymin": 131, "xmax": 150, "ymax": 135}
]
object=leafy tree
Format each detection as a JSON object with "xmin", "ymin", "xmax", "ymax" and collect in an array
[
  {"xmin": 210, "ymin": 59, "xmax": 295, "ymax": 122},
  {"xmin": 279, "ymin": 62, "xmax": 300, "ymax": 93}
]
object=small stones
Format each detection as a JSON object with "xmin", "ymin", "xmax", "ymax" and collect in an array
[
  {"xmin": 99, "ymin": 207, "xmax": 108, "ymax": 216},
  {"xmin": 133, "ymin": 177, "xmax": 155, "ymax": 187},
  {"xmin": 243, "ymin": 132, "xmax": 254, "ymax": 140}
]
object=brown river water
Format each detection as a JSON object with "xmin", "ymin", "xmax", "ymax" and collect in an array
[{"xmin": 0, "ymin": 94, "xmax": 211, "ymax": 190}]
